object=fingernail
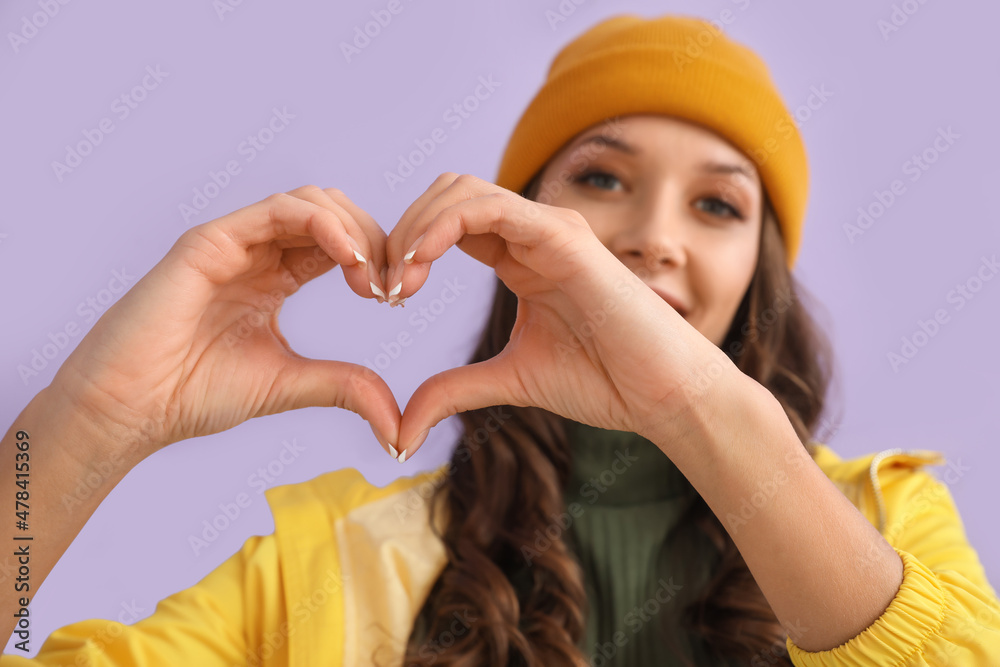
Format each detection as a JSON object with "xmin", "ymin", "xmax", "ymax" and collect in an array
[
  {"xmin": 371, "ymin": 424, "xmax": 397, "ymax": 460},
  {"xmin": 396, "ymin": 449, "xmax": 407, "ymax": 463},
  {"xmin": 393, "ymin": 297, "xmax": 407, "ymax": 308},
  {"xmin": 387, "ymin": 281, "xmax": 402, "ymax": 306},
  {"xmin": 388, "ymin": 279, "xmax": 402, "ymax": 298},
  {"xmin": 403, "ymin": 233, "xmax": 426, "ymax": 264},
  {"xmin": 386, "ymin": 262, "xmax": 403, "ymax": 305},
  {"xmin": 347, "ymin": 236, "xmax": 367, "ymax": 265},
  {"xmin": 370, "ymin": 281, "xmax": 386, "ymax": 300},
  {"xmin": 410, "ymin": 428, "xmax": 429, "ymax": 452}
]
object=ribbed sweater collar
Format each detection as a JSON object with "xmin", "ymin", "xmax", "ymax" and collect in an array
[{"xmin": 562, "ymin": 419, "xmax": 693, "ymax": 505}]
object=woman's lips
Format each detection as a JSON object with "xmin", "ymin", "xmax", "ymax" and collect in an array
[{"xmin": 645, "ymin": 284, "xmax": 689, "ymax": 316}]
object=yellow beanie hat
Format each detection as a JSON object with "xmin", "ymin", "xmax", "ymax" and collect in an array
[{"xmin": 494, "ymin": 14, "xmax": 809, "ymax": 269}]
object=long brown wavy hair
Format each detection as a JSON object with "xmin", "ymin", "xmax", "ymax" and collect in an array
[{"xmin": 397, "ymin": 165, "xmax": 837, "ymax": 665}]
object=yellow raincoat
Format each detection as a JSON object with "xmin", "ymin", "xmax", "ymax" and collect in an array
[{"xmin": 3, "ymin": 443, "xmax": 998, "ymax": 666}]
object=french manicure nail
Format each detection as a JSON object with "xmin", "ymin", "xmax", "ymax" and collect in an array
[
  {"xmin": 389, "ymin": 262, "xmax": 405, "ymax": 303},
  {"xmin": 352, "ymin": 249, "xmax": 368, "ymax": 267},
  {"xmin": 372, "ymin": 424, "xmax": 396, "ymax": 459},
  {"xmin": 396, "ymin": 449, "xmax": 407, "ymax": 463},
  {"xmin": 403, "ymin": 232, "xmax": 426, "ymax": 264},
  {"xmin": 347, "ymin": 236, "xmax": 366, "ymax": 260},
  {"xmin": 370, "ymin": 281, "xmax": 386, "ymax": 300}
]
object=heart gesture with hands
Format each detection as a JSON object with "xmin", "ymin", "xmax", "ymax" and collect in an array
[
  {"xmin": 386, "ymin": 172, "xmax": 742, "ymax": 461},
  {"xmin": 50, "ymin": 172, "xmax": 744, "ymax": 471}
]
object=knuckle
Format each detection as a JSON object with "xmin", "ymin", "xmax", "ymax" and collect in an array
[
  {"xmin": 562, "ymin": 207, "xmax": 590, "ymax": 228},
  {"xmin": 454, "ymin": 173, "xmax": 480, "ymax": 188},
  {"xmin": 344, "ymin": 364, "xmax": 381, "ymax": 400},
  {"xmin": 264, "ymin": 191, "xmax": 291, "ymax": 207}
]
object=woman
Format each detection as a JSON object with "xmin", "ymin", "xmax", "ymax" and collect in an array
[{"xmin": 2, "ymin": 13, "xmax": 998, "ymax": 667}]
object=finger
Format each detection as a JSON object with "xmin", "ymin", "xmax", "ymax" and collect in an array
[
  {"xmin": 390, "ymin": 185, "xmax": 582, "ymax": 307},
  {"xmin": 323, "ymin": 188, "xmax": 389, "ymax": 273},
  {"xmin": 396, "ymin": 354, "xmax": 526, "ymax": 463},
  {"xmin": 271, "ymin": 357, "xmax": 402, "ymax": 459},
  {"xmin": 392, "ymin": 173, "xmax": 547, "ymax": 264},
  {"xmin": 279, "ymin": 246, "xmax": 339, "ymax": 290},
  {"xmin": 384, "ymin": 173, "xmax": 506, "ymax": 305},
  {"xmin": 383, "ymin": 173, "xmax": 465, "ymax": 302},
  {"xmin": 187, "ymin": 190, "xmax": 369, "ymax": 289},
  {"xmin": 385, "ymin": 171, "xmax": 461, "ymax": 266},
  {"xmin": 285, "ymin": 185, "xmax": 387, "ymax": 302}
]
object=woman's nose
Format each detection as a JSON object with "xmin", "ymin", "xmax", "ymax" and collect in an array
[{"xmin": 613, "ymin": 202, "xmax": 687, "ymax": 273}]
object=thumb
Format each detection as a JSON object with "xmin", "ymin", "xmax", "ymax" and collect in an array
[
  {"xmin": 397, "ymin": 354, "xmax": 525, "ymax": 462},
  {"xmin": 273, "ymin": 357, "xmax": 402, "ymax": 458}
]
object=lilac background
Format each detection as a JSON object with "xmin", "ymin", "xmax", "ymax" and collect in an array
[{"xmin": 2, "ymin": 0, "xmax": 998, "ymax": 655}]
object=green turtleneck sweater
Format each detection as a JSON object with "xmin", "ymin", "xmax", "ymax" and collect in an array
[{"xmin": 561, "ymin": 419, "xmax": 722, "ymax": 666}]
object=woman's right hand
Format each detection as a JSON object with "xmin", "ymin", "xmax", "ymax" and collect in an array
[{"xmin": 48, "ymin": 185, "xmax": 403, "ymax": 464}]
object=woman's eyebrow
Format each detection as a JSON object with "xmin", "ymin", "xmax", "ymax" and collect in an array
[
  {"xmin": 697, "ymin": 161, "xmax": 758, "ymax": 182},
  {"xmin": 572, "ymin": 134, "xmax": 638, "ymax": 156}
]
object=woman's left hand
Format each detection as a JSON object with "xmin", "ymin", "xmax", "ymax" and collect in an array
[{"xmin": 385, "ymin": 172, "xmax": 747, "ymax": 459}]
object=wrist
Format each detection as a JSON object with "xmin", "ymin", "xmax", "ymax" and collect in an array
[
  {"xmin": 639, "ymin": 361, "xmax": 782, "ymax": 459},
  {"xmin": 34, "ymin": 382, "xmax": 150, "ymax": 474}
]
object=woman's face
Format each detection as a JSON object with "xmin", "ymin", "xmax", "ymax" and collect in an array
[{"xmin": 533, "ymin": 114, "xmax": 763, "ymax": 347}]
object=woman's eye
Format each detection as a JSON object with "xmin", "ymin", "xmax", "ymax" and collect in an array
[
  {"xmin": 574, "ymin": 170, "xmax": 622, "ymax": 191},
  {"xmin": 696, "ymin": 197, "xmax": 743, "ymax": 220}
]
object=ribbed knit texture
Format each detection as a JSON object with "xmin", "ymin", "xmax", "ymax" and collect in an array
[{"xmin": 562, "ymin": 419, "xmax": 723, "ymax": 666}]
